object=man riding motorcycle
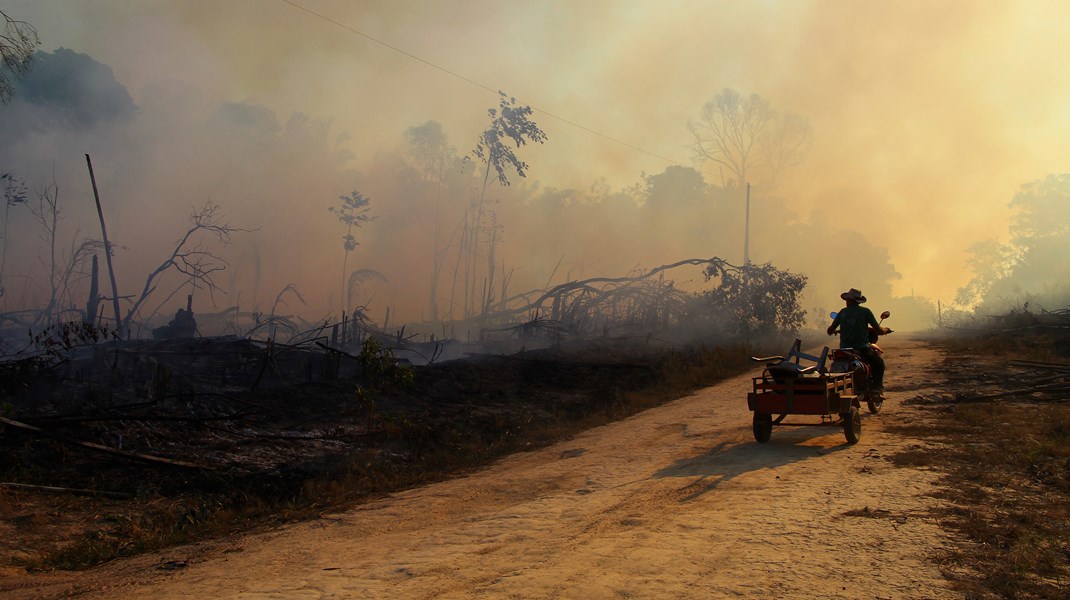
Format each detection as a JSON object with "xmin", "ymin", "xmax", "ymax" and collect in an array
[{"xmin": 826, "ymin": 288, "xmax": 891, "ymax": 398}]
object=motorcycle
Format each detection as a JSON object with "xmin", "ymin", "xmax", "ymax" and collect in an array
[{"xmin": 827, "ymin": 310, "xmax": 892, "ymax": 414}]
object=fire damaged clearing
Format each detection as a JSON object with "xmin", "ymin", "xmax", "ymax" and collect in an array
[
  {"xmin": 1, "ymin": 314, "xmax": 1069, "ymax": 598},
  {"xmin": 0, "ymin": 256, "xmax": 803, "ymax": 573},
  {"xmin": 0, "ymin": 333, "xmax": 749, "ymax": 572},
  {"xmin": 888, "ymin": 334, "xmax": 1070, "ymax": 598}
]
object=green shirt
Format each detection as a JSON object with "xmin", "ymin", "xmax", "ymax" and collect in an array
[{"xmin": 831, "ymin": 304, "xmax": 880, "ymax": 349}]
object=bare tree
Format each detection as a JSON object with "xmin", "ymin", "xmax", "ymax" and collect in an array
[
  {"xmin": 2, "ymin": 173, "xmax": 101, "ymax": 326},
  {"xmin": 121, "ymin": 202, "xmax": 243, "ymax": 334},
  {"xmin": 0, "ymin": 9, "xmax": 39, "ymax": 104},
  {"xmin": 27, "ymin": 179, "xmax": 61, "ymax": 325},
  {"xmin": 687, "ymin": 88, "xmax": 811, "ymax": 188},
  {"xmin": 688, "ymin": 89, "xmax": 811, "ymax": 267},
  {"xmin": 761, "ymin": 111, "xmax": 813, "ymax": 183},
  {"xmin": 0, "ymin": 172, "xmax": 28, "ymax": 300}
]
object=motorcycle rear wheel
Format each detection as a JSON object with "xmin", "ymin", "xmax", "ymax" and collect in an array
[{"xmin": 867, "ymin": 394, "xmax": 883, "ymax": 414}]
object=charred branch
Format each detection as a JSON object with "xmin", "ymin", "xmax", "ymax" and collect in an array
[
  {"xmin": 0, "ymin": 415, "xmax": 206, "ymax": 469},
  {"xmin": 122, "ymin": 202, "xmax": 248, "ymax": 334}
]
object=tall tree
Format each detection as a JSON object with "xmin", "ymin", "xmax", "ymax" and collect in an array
[
  {"xmin": 688, "ymin": 88, "xmax": 811, "ymax": 266},
  {"xmin": 9, "ymin": 49, "xmax": 135, "ymax": 125},
  {"xmin": 1009, "ymin": 173, "xmax": 1070, "ymax": 251},
  {"xmin": 465, "ymin": 92, "xmax": 547, "ymax": 318},
  {"xmin": 405, "ymin": 120, "xmax": 456, "ymax": 322},
  {"xmin": 687, "ymin": 88, "xmax": 811, "ymax": 188},
  {"xmin": 957, "ymin": 174, "xmax": 1070, "ymax": 309},
  {"xmin": 329, "ymin": 191, "xmax": 373, "ymax": 317},
  {"xmin": 0, "ymin": 9, "xmax": 39, "ymax": 104},
  {"xmin": 954, "ymin": 239, "xmax": 1018, "ymax": 307},
  {"xmin": 1001, "ymin": 174, "xmax": 1070, "ymax": 303}
]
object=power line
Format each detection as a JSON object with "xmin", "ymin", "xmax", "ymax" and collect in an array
[{"xmin": 278, "ymin": 0, "xmax": 681, "ymax": 165}]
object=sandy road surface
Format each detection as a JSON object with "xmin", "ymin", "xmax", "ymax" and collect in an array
[{"xmin": 8, "ymin": 337, "xmax": 958, "ymax": 599}]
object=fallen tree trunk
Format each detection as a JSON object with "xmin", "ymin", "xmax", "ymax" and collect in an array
[
  {"xmin": 0, "ymin": 415, "xmax": 206, "ymax": 469},
  {"xmin": 500, "ymin": 257, "xmax": 730, "ymax": 319},
  {"xmin": 964, "ymin": 381, "xmax": 1070, "ymax": 402},
  {"xmin": 0, "ymin": 481, "xmax": 133, "ymax": 499}
]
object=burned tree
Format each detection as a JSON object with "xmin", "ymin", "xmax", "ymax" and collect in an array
[
  {"xmin": 461, "ymin": 91, "xmax": 547, "ymax": 319},
  {"xmin": 0, "ymin": 171, "xmax": 102, "ymax": 327},
  {"xmin": 122, "ymin": 202, "xmax": 244, "ymax": 336},
  {"xmin": 27, "ymin": 179, "xmax": 103, "ymax": 327},
  {"xmin": 471, "ymin": 257, "xmax": 807, "ymax": 343},
  {"xmin": 346, "ymin": 268, "xmax": 387, "ymax": 324}
]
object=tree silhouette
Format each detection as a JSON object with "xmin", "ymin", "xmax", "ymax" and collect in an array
[
  {"xmin": 464, "ymin": 92, "xmax": 547, "ymax": 318},
  {"xmin": 0, "ymin": 172, "xmax": 27, "ymax": 299},
  {"xmin": 687, "ymin": 88, "xmax": 811, "ymax": 188},
  {"xmin": 329, "ymin": 191, "xmax": 373, "ymax": 316},
  {"xmin": 0, "ymin": 10, "xmax": 39, "ymax": 104},
  {"xmin": 957, "ymin": 174, "xmax": 1070, "ymax": 310},
  {"xmin": 473, "ymin": 92, "xmax": 548, "ymax": 186},
  {"xmin": 1009, "ymin": 173, "xmax": 1070, "ymax": 250},
  {"xmin": 406, "ymin": 121, "xmax": 457, "ymax": 322},
  {"xmin": 699, "ymin": 260, "xmax": 808, "ymax": 336},
  {"xmin": 123, "ymin": 202, "xmax": 244, "ymax": 335}
]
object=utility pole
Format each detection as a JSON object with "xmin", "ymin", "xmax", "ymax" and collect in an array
[
  {"xmin": 743, "ymin": 182, "xmax": 751, "ymax": 266},
  {"xmin": 740, "ymin": 182, "xmax": 752, "ymax": 295}
]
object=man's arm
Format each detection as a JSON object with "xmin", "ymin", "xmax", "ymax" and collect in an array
[
  {"xmin": 866, "ymin": 308, "xmax": 880, "ymax": 329},
  {"xmin": 866, "ymin": 308, "xmax": 890, "ymax": 335},
  {"xmin": 826, "ymin": 314, "xmax": 841, "ymax": 336}
]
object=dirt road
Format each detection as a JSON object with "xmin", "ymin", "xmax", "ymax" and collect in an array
[{"xmin": 10, "ymin": 337, "xmax": 958, "ymax": 599}]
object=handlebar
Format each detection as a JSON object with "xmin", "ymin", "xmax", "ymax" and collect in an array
[{"xmin": 828, "ymin": 326, "xmax": 892, "ymax": 336}]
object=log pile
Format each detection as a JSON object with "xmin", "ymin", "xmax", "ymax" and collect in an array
[{"xmin": 969, "ymin": 359, "xmax": 1070, "ymax": 402}]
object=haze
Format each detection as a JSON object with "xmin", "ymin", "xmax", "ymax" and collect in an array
[{"xmin": 2, "ymin": 0, "xmax": 1069, "ymax": 332}]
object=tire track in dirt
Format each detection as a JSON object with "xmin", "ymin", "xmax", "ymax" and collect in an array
[{"xmin": 6, "ymin": 337, "xmax": 959, "ymax": 599}]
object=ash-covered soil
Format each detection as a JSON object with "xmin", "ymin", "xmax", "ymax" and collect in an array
[{"xmin": 0, "ymin": 337, "xmax": 705, "ymax": 571}]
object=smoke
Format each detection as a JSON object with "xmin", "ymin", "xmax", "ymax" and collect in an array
[{"xmin": 2, "ymin": 0, "xmax": 1069, "ymax": 334}]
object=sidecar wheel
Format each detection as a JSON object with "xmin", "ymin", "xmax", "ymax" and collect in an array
[
  {"xmin": 843, "ymin": 406, "xmax": 861, "ymax": 444},
  {"xmin": 753, "ymin": 412, "xmax": 772, "ymax": 443}
]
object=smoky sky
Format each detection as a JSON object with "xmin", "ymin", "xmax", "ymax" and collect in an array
[{"xmin": 2, "ymin": 0, "xmax": 1070, "ymax": 331}]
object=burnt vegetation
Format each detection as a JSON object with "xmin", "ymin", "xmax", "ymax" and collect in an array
[
  {"xmin": 0, "ymin": 73, "xmax": 815, "ymax": 570},
  {"xmin": 892, "ymin": 323, "xmax": 1070, "ymax": 598},
  {"xmin": 0, "ymin": 118, "xmax": 816, "ymax": 569},
  {"xmin": 0, "ymin": 302, "xmax": 764, "ymax": 570},
  {"xmin": 0, "ymin": 82, "xmax": 816, "ymax": 569},
  {"xmin": 1, "ymin": 18, "xmax": 1069, "ymax": 590}
]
